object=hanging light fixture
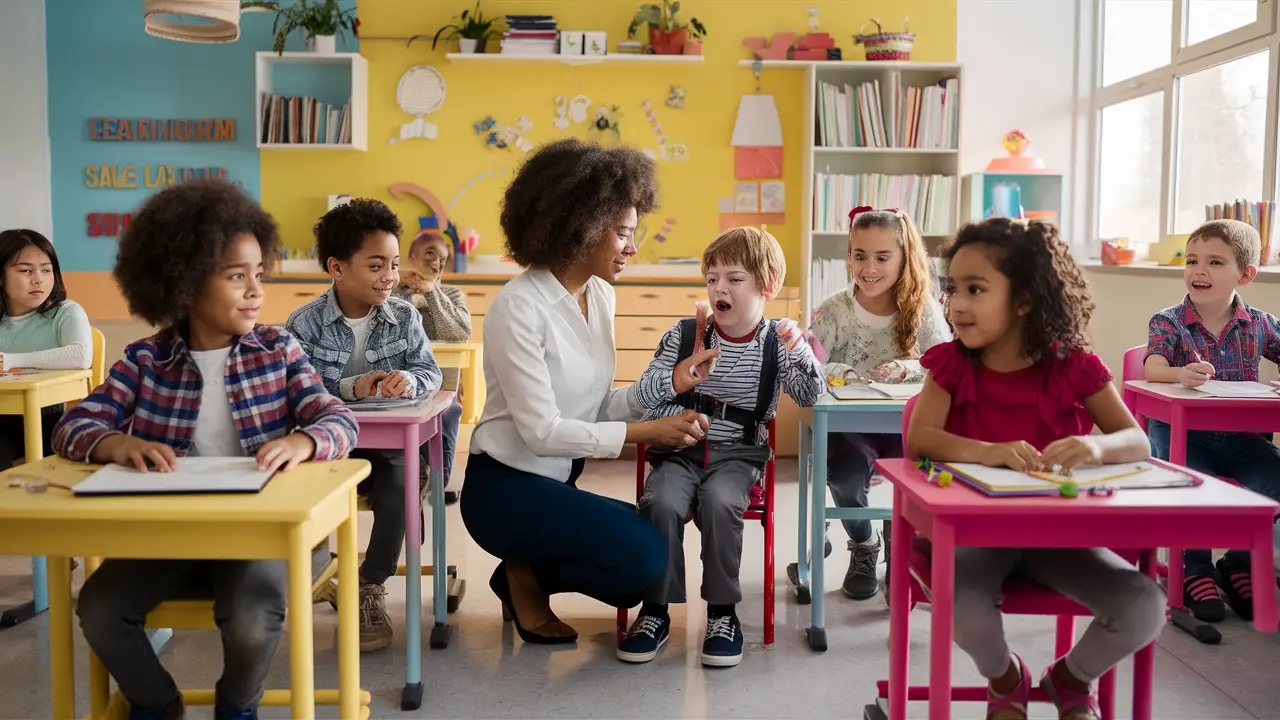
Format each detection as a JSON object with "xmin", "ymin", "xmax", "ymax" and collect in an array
[{"xmin": 144, "ymin": 0, "xmax": 241, "ymax": 43}]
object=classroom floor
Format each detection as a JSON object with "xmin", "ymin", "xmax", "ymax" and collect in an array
[{"xmin": 2, "ymin": 454, "xmax": 1279, "ymax": 719}]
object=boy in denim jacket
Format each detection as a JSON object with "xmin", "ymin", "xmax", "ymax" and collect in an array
[{"xmin": 286, "ymin": 199, "xmax": 442, "ymax": 652}]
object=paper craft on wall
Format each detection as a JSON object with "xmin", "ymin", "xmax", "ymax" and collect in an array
[
  {"xmin": 475, "ymin": 116, "xmax": 534, "ymax": 152},
  {"xmin": 760, "ymin": 181, "xmax": 786, "ymax": 213},
  {"xmin": 730, "ymin": 95, "xmax": 783, "ymax": 179},
  {"xmin": 735, "ymin": 182, "xmax": 760, "ymax": 213},
  {"xmin": 390, "ymin": 66, "xmax": 446, "ymax": 145},
  {"xmin": 666, "ymin": 85, "xmax": 686, "ymax": 109},
  {"xmin": 641, "ymin": 100, "xmax": 667, "ymax": 145},
  {"xmin": 552, "ymin": 94, "xmax": 592, "ymax": 130},
  {"xmin": 660, "ymin": 144, "xmax": 689, "ymax": 162},
  {"xmin": 591, "ymin": 106, "xmax": 622, "ymax": 145},
  {"xmin": 446, "ymin": 168, "xmax": 508, "ymax": 211}
]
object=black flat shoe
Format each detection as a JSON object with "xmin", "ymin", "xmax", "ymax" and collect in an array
[{"xmin": 489, "ymin": 565, "xmax": 578, "ymax": 644}]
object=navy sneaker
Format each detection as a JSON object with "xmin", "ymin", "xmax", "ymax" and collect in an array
[
  {"xmin": 700, "ymin": 613, "xmax": 744, "ymax": 667},
  {"xmin": 617, "ymin": 611, "xmax": 671, "ymax": 663},
  {"xmin": 214, "ymin": 708, "xmax": 258, "ymax": 720}
]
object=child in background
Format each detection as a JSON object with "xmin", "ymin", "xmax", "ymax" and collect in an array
[
  {"xmin": 619, "ymin": 227, "xmax": 825, "ymax": 668},
  {"xmin": 286, "ymin": 198, "xmax": 442, "ymax": 652},
  {"xmin": 1143, "ymin": 219, "xmax": 1280, "ymax": 623},
  {"xmin": 396, "ymin": 229, "xmax": 468, "ymax": 502},
  {"xmin": 55, "ymin": 179, "xmax": 359, "ymax": 720},
  {"xmin": 0, "ymin": 229, "xmax": 92, "ymax": 469},
  {"xmin": 907, "ymin": 218, "xmax": 1162, "ymax": 720},
  {"xmin": 786, "ymin": 207, "xmax": 951, "ymax": 601}
]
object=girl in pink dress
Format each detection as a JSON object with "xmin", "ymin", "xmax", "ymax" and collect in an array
[{"xmin": 906, "ymin": 218, "xmax": 1163, "ymax": 720}]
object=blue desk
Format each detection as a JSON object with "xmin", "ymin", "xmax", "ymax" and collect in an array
[{"xmin": 795, "ymin": 394, "xmax": 906, "ymax": 651}]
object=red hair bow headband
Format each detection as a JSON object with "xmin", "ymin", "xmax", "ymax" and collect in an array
[{"xmin": 848, "ymin": 206, "xmax": 900, "ymax": 222}]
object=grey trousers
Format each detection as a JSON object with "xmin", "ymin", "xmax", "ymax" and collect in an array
[
  {"xmin": 354, "ymin": 448, "xmax": 428, "ymax": 586},
  {"xmin": 639, "ymin": 444, "xmax": 772, "ymax": 605},
  {"xmin": 952, "ymin": 547, "xmax": 1166, "ymax": 683},
  {"xmin": 77, "ymin": 545, "xmax": 330, "ymax": 712},
  {"xmin": 827, "ymin": 432, "xmax": 901, "ymax": 543}
]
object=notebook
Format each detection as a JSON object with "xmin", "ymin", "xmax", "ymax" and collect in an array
[
  {"xmin": 939, "ymin": 461, "xmax": 1201, "ymax": 497},
  {"xmin": 1193, "ymin": 380, "xmax": 1279, "ymax": 398},
  {"xmin": 73, "ymin": 457, "xmax": 275, "ymax": 496},
  {"xmin": 830, "ymin": 382, "xmax": 922, "ymax": 401},
  {"xmin": 345, "ymin": 395, "xmax": 430, "ymax": 411}
]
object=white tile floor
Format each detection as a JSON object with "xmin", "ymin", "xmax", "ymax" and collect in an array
[{"xmin": 2, "ymin": 454, "xmax": 1279, "ymax": 719}]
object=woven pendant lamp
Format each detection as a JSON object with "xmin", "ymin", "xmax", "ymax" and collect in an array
[{"xmin": 144, "ymin": 0, "xmax": 241, "ymax": 43}]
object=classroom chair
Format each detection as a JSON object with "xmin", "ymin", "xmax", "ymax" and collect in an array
[
  {"xmin": 866, "ymin": 397, "xmax": 1123, "ymax": 720},
  {"xmin": 616, "ymin": 419, "xmax": 777, "ymax": 647},
  {"xmin": 81, "ymin": 554, "xmax": 369, "ymax": 719}
]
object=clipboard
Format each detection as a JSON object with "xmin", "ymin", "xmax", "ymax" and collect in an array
[{"xmin": 938, "ymin": 461, "xmax": 1201, "ymax": 497}]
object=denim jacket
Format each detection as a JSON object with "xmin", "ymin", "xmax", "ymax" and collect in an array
[{"xmin": 286, "ymin": 287, "xmax": 442, "ymax": 402}]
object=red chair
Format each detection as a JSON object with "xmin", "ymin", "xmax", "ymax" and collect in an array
[
  {"xmin": 867, "ymin": 397, "xmax": 1123, "ymax": 719},
  {"xmin": 616, "ymin": 420, "xmax": 777, "ymax": 647}
]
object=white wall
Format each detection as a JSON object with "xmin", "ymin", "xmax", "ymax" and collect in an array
[
  {"xmin": 0, "ymin": 0, "xmax": 52, "ymax": 237},
  {"xmin": 957, "ymin": 0, "xmax": 1090, "ymax": 242}
]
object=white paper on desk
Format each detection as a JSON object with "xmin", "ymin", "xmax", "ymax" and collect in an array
[
  {"xmin": 73, "ymin": 457, "xmax": 274, "ymax": 496},
  {"xmin": 344, "ymin": 395, "xmax": 428, "ymax": 411},
  {"xmin": 1193, "ymin": 380, "xmax": 1279, "ymax": 398},
  {"xmin": 830, "ymin": 382, "xmax": 921, "ymax": 400}
]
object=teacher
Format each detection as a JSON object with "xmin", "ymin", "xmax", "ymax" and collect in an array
[{"xmin": 461, "ymin": 138, "xmax": 715, "ymax": 644}]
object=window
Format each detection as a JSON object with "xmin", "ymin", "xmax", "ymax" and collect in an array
[{"xmin": 1089, "ymin": 0, "xmax": 1278, "ymax": 250}]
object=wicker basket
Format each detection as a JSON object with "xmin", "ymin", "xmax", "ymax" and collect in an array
[{"xmin": 854, "ymin": 19, "xmax": 915, "ymax": 62}]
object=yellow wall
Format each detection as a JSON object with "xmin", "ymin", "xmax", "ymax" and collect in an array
[{"xmin": 260, "ymin": 0, "xmax": 956, "ymax": 282}]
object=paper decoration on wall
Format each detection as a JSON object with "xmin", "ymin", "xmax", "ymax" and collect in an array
[
  {"xmin": 666, "ymin": 86, "xmax": 686, "ymax": 109},
  {"xmin": 718, "ymin": 198, "xmax": 735, "ymax": 213},
  {"xmin": 642, "ymin": 148, "xmax": 657, "ymax": 160},
  {"xmin": 445, "ymin": 168, "xmax": 509, "ymax": 211},
  {"xmin": 735, "ymin": 183, "xmax": 760, "ymax": 213},
  {"xmin": 660, "ymin": 144, "xmax": 690, "ymax": 162},
  {"xmin": 475, "ymin": 116, "xmax": 534, "ymax": 152},
  {"xmin": 636, "ymin": 217, "xmax": 679, "ymax": 256},
  {"xmin": 730, "ymin": 94, "xmax": 784, "ymax": 180},
  {"xmin": 328, "ymin": 194, "xmax": 352, "ymax": 211},
  {"xmin": 760, "ymin": 181, "xmax": 786, "ymax": 213},
  {"xmin": 807, "ymin": 7, "xmax": 822, "ymax": 31},
  {"xmin": 591, "ymin": 106, "xmax": 622, "ymax": 145},
  {"xmin": 640, "ymin": 101, "xmax": 667, "ymax": 145},
  {"xmin": 390, "ymin": 66, "xmax": 447, "ymax": 145},
  {"xmin": 552, "ymin": 95, "xmax": 592, "ymax": 130},
  {"xmin": 719, "ymin": 213, "xmax": 785, "ymax": 232}
]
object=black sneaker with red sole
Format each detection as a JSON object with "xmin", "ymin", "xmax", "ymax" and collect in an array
[{"xmin": 1183, "ymin": 574, "xmax": 1226, "ymax": 622}]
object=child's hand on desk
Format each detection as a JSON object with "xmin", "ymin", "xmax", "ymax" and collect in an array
[
  {"xmin": 256, "ymin": 433, "xmax": 316, "ymax": 473},
  {"xmin": 1180, "ymin": 362, "xmax": 1215, "ymax": 388},
  {"xmin": 98, "ymin": 435, "xmax": 177, "ymax": 472},
  {"xmin": 354, "ymin": 371, "xmax": 389, "ymax": 400},
  {"xmin": 1039, "ymin": 436, "xmax": 1102, "ymax": 474},
  {"xmin": 379, "ymin": 371, "xmax": 414, "ymax": 398},
  {"xmin": 981, "ymin": 441, "xmax": 1043, "ymax": 472}
]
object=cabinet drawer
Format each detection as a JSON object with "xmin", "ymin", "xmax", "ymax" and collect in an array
[
  {"xmin": 260, "ymin": 283, "xmax": 330, "ymax": 325},
  {"xmin": 615, "ymin": 316, "xmax": 681, "ymax": 350},
  {"xmin": 616, "ymin": 349, "xmax": 658, "ymax": 383},
  {"xmin": 470, "ymin": 314, "xmax": 485, "ymax": 342},
  {"xmin": 459, "ymin": 286, "xmax": 499, "ymax": 315},
  {"xmin": 614, "ymin": 286, "xmax": 796, "ymax": 319}
]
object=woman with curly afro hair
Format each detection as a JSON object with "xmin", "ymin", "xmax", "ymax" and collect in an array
[
  {"xmin": 461, "ymin": 138, "xmax": 710, "ymax": 644},
  {"xmin": 906, "ymin": 218, "xmax": 1159, "ymax": 720},
  {"xmin": 53, "ymin": 177, "xmax": 358, "ymax": 720}
]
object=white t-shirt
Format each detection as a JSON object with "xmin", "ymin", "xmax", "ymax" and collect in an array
[
  {"xmin": 190, "ymin": 347, "xmax": 243, "ymax": 457},
  {"xmin": 342, "ymin": 311, "xmax": 375, "ymax": 379}
]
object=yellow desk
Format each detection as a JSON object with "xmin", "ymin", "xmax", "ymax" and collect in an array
[
  {"xmin": 0, "ymin": 456, "xmax": 371, "ymax": 720},
  {"xmin": 432, "ymin": 342, "xmax": 483, "ymax": 423}
]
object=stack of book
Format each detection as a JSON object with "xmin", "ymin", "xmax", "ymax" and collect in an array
[
  {"xmin": 259, "ymin": 93, "xmax": 350, "ymax": 145},
  {"xmin": 1206, "ymin": 199, "xmax": 1277, "ymax": 264},
  {"xmin": 816, "ymin": 73, "xmax": 959, "ymax": 149},
  {"xmin": 812, "ymin": 172, "xmax": 955, "ymax": 235},
  {"xmin": 502, "ymin": 14, "xmax": 558, "ymax": 55}
]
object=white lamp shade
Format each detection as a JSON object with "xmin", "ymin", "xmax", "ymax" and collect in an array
[
  {"xmin": 730, "ymin": 94, "xmax": 783, "ymax": 147},
  {"xmin": 144, "ymin": 0, "xmax": 240, "ymax": 44}
]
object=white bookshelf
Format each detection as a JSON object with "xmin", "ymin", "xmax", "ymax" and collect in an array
[
  {"xmin": 753, "ymin": 60, "xmax": 962, "ymax": 314},
  {"xmin": 446, "ymin": 53, "xmax": 704, "ymax": 66},
  {"xmin": 254, "ymin": 51, "xmax": 368, "ymax": 151}
]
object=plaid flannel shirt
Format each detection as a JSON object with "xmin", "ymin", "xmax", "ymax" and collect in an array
[
  {"xmin": 1146, "ymin": 294, "xmax": 1280, "ymax": 382},
  {"xmin": 53, "ymin": 325, "xmax": 359, "ymax": 461}
]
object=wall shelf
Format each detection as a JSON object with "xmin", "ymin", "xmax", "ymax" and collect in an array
[
  {"xmin": 254, "ymin": 51, "xmax": 368, "ymax": 151},
  {"xmin": 740, "ymin": 59, "xmax": 962, "ymax": 72},
  {"xmin": 446, "ymin": 53, "xmax": 704, "ymax": 65},
  {"xmin": 815, "ymin": 146, "xmax": 958, "ymax": 155}
]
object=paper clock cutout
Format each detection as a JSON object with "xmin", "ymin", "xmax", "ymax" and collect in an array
[
  {"xmin": 553, "ymin": 94, "xmax": 591, "ymax": 130},
  {"xmin": 390, "ymin": 66, "xmax": 446, "ymax": 145}
]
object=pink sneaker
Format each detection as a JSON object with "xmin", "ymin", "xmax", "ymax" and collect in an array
[
  {"xmin": 1040, "ymin": 659, "xmax": 1101, "ymax": 720},
  {"xmin": 986, "ymin": 654, "xmax": 1031, "ymax": 720}
]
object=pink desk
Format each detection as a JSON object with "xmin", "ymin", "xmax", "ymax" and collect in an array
[
  {"xmin": 1123, "ymin": 380, "xmax": 1280, "ymax": 466},
  {"xmin": 351, "ymin": 390, "xmax": 456, "ymax": 711},
  {"xmin": 873, "ymin": 457, "xmax": 1278, "ymax": 720}
]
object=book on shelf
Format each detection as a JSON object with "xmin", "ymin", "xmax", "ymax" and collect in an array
[
  {"xmin": 816, "ymin": 73, "xmax": 958, "ymax": 149},
  {"xmin": 809, "ymin": 258, "xmax": 850, "ymax": 309},
  {"xmin": 502, "ymin": 14, "xmax": 559, "ymax": 54},
  {"xmin": 259, "ymin": 92, "xmax": 350, "ymax": 145},
  {"xmin": 1205, "ymin": 199, "xmax": 1276, "ymax": 263},
  {"xmin": 812, "ymin": 172, "xmax": 955, "ymax": 235}
]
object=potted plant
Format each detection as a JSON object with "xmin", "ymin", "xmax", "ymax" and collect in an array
[
  {"xmin": 241, "ymin": 0, "xmax": 357, "ymax": 55},
  {"xmin": 628, "ymin": 0, "xmax": 706, "ymax": 56},
  {"xmin": 430, "ymin": 1, "xmax": 501, "ymax": 54}
]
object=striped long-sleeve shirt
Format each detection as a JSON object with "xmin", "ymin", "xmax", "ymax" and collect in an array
[
  {"xmin": 635, "ymin": 318, "xmax": 825, "ymax": 446},
  {"xmin": 53, "ymin": 325, "xmax": 359, "ymax": 462}
]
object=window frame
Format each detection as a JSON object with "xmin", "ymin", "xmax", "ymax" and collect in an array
[{"xmin": 1086, "ymin": 0, "xmax": 1280, "ymax": 255}]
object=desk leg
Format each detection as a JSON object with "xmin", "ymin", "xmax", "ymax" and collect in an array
[
  {"xmin": 887, "ymin": 488, "xmax": 912, "ymax": 720},
  {"xmin": 1132, "ymin": 549, "xmax": 1157, "ymax": 720},
  {"xmin": 402, "ymin": 423, "xmax": 425, "ymax": 710},
  {"xmin": 463, "ymin": 351, "xmax": 481, "ymax": 424},
  {"xmin": 48, "ymin": 556, "xmax": 74, "ymax": 720},
  {"xmin": 429, "ymin": 423, "xmax": 449, "ymax": 649},
  {"xmin": 287, "ymin": 525, "xmax": 316, "ymax": 720},
  {"xmin": 1168, "ymin": 406, "xmax": 1188, "ymax": 466},
  {"xmin": 807, "ymin": 411, "xmax": 828, "ymax": 651},
  {"xmin": 338, "ymin": 488, "xmax": 361, "ymax": 720},
  {"xmin": 928, "ymin": 520, "xmax": 955, "ymax": 720},
  {"xmin": 1251, "ymin": 518, "xmax": 1278, "ymax": 633},
  {"xmin": 796, "ymin": 421, "xmax": 811, "ymax": 603},
  {"xmin": 1, "ymin": 556, "xmax": 48, "ymax": 628}
]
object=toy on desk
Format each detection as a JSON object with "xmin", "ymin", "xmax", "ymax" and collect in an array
[
  {"xmin": 1101, "ymin": 238, "xmax": 1136, "ymax": 266},
  {"xmin": 915, "ymin": 457, "xmax": 953, "ymax": 488},
  {"xmin": 8, "ymin": 475, "xmax": 72, "ymax": 493}
]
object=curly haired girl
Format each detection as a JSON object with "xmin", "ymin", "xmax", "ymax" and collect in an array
[
  {"xmin": 907, "ymin": 218, "xmax": 1159, "ymax": 720},
  {"xmin": 789, "ymin": 207, "xmax": 950, "ymax": 601}
]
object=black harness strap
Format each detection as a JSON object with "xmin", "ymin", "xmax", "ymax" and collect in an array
[{"xmin": 672, "ymin": 318, "xmax": 779, "ymax": 445}]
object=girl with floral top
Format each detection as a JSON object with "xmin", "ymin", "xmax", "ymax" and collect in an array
[{"xmin": 786, "ymin": 207, "xmax": 950, "ymax": 601}]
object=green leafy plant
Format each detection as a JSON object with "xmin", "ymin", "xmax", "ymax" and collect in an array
[
  {"xmin": 430, "ymin": 1, "xmax": 502, "ymax": 51},
  {"xmin": 241, "ymin": 0, "xmax": 357, "ymax": 55},
  {"xmin": 627, "ymin": 1, "xmax": 706, "ymax": 40}
]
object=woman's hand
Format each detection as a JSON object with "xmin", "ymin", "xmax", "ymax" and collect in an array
[
  {"xmin": 641, "ymin": 410, "xmax": 709, "ymax": 448},
  {"xmin": 980, "ymin": 440, "xmax": 1042, "ymax": 472},
  {"xmin": 1039, "ymin": 436, "xmax": 1103, "ymax": 474},
  {"xmin": 255, "ymin": 432, "xmax": 316, "ymax": 473}
]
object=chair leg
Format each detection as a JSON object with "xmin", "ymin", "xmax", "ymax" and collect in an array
[
  {"xmin": 763, "ymin": 490, "xmax": 775, "ymax": 646},
  {"xmin": 1098, "ymin": 666, "xmax": 1116, "ymax": 720},
  {"xmin": 616, "ymin": 608, "xmax": 628, "ymax": 646},
  {"xmin": 1053, "ymin": 616, "xmax": 1075, "ymax": 657}
]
